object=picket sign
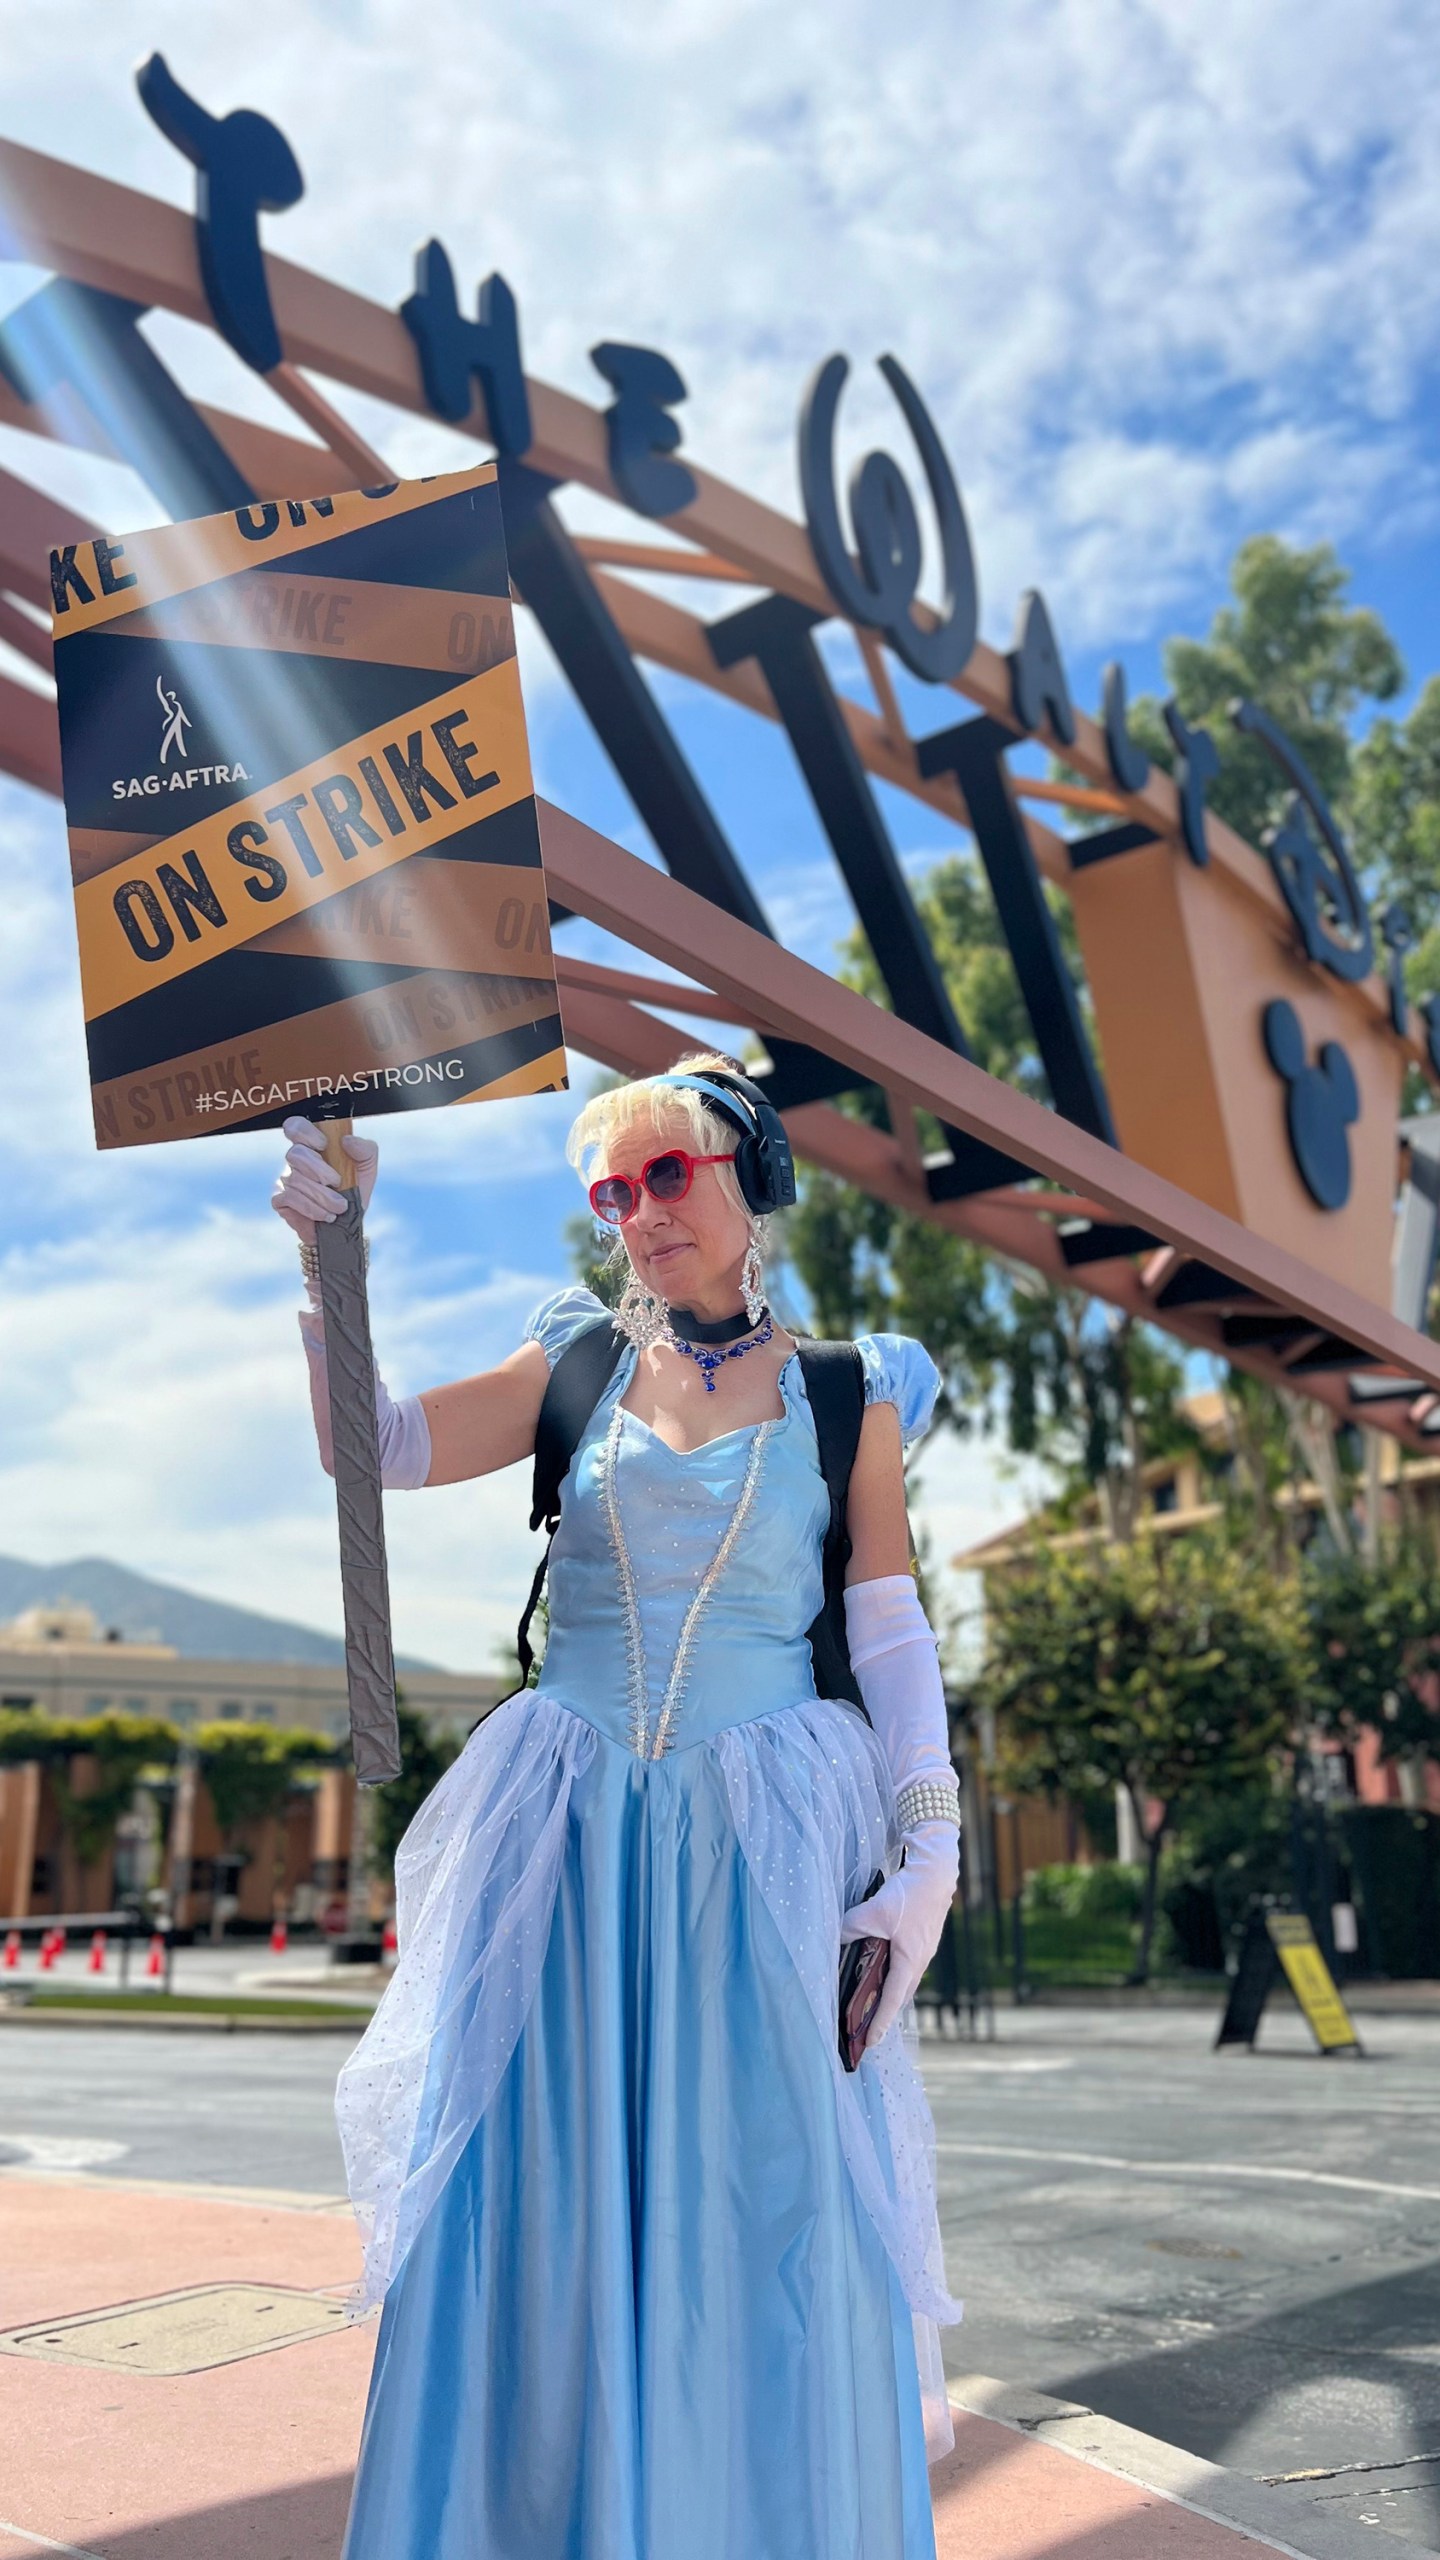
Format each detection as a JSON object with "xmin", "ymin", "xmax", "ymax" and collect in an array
[{"xmin": 51, "ymin": 464, "xmax": 566, "ymax": 1793}]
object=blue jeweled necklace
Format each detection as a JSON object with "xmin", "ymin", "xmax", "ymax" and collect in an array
[{"xmin": 663, "ymin": 1306, "xmax": 774, "ymax": 1392}]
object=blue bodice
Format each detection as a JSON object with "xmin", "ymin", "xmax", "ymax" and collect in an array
[{"xmin": 527, "ymin": 1289, "xmax": 939, "ymax": 1759}]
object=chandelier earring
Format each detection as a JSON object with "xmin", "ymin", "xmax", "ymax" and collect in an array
[
  {"xmin": 739, "ymin": 1231, "xmax": 766, "ymax": 1328},
  {"xmin": 616, "ymin": 1264, "xmax": 668, "ymax": 1350}
]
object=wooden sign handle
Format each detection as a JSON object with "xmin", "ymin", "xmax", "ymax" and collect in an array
[
  {"xmin": 320, "ymin": 1116, "xmax": 356, "ymax": 1191},
  {"xmin": 311, "ymin": 1111, "xmax": 401, "ymax": 1786}
]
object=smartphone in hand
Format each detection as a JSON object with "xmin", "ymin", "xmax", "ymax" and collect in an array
[{"xmin": 837, "ymin": 1872, "xmax": 890, "ymax": 2072}]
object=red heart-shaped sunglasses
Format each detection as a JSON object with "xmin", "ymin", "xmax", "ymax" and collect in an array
[{"xmin": 589, "ymin": 1149, "xmax": 735, "ymax": 1227}]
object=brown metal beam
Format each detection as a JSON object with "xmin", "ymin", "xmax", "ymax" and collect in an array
[
  {"xmin": 0, "ymin": 132, "xmax": 1416, "ymax": 1066},
  {"xmin": 0, "ymin": 387, "xmax": 1009, "ymax": 874},
  {"xmin": 554, "ymin": 954, "xmax": 758, "ymax": 1025},
  {"xmin": 0, "ymin": 594, "xmax": 51, "ymax": 674},
  {"xmin": 557, "ymin": 979, "xmax": 1429, "ymax": 1448},
  {"xmin": 0, "ymin": 341, "xmax": 1420, "ymax": 1112},
  {"xmin": 571, "ymin": 537, "xmax": 758, "ymax": 584},
  {"xmin": 0, "ymin": 463, "xmax": 95, "ymax": 611},
  {"xmin": 0, "ymin": 143, "xmax": 1426, "ymax": 1425},
  {"xmin": 0, "ymin": 599, "xmax": 1426, "ymax": 1411},
  {"xmin": 536, "ymin": 799, "xmax": 1440, "ymax": 1394}
]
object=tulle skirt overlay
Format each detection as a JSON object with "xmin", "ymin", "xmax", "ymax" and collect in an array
[{"xmin": 337, "ymin": 1687, "xmax": 957, "ymax": 2560}]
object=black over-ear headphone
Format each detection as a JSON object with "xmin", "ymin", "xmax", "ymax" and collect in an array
[{"xmin": 654, "ymin": 1069, "xmax": 797, "ymax": 1216}]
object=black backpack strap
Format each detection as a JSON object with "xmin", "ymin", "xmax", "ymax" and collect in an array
[
  {"xmin": 518, "ymin": 1321, "xmax": 868, "ymax": 1701},
  {"xmin": 795, "ymin": 1339, "xmax": 867, "ymax": 1715},
  {"xmin": 529, "ymin": 1316, "xmax": 627, "ymax": 1532},
  {"xmin": 518, "ymin": 1315, "xmax": 627, "ymax": 1681}
]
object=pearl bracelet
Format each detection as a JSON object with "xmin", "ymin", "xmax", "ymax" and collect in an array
[
  {"xmin": 894, "ymin": 1773, "xmax": 961, "ymax": 1835},
  {"xmin": 298, "ymin": 1233, "xmax": 369, "ymax": 1288}
]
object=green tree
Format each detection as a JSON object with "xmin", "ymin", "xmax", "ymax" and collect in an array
[
  {"xmin": 839, "ymin": 847, "xmax": 1079, "ymax": 1104},
  {"xmin": 783, "ymin": 864, "xmax": 1022, "ymax": 1420},
  {"xmin": 369, "ymin": 1701, "xmax": 461, "ymax": 1882},
  {"xmin": 998, "ymin": 1295, "xmax": 1198, "ymax": 1541},
  {"xmin": 789, "ymin": 533, "xmax": 1418, "ymax": 1520},
  {"xmin": 1201, "ymin": 1367, "xmax": 1370, "ymax": 1571},
  {"xmin": 564, "ymin": 1210, "xmax": 624, "ymax": 1308},
  {"xmin": 193, "ymin": 1724, "xmax": 333, "ymax": 1854},
  {"xmin": 1128, "ymin": 534, "xmax": 1404, "ymax": 849},
  {"xmin": 1161, "ymin": 1781, "xmax": 1294, "ymax": 1967},
  {"xmin": 0, "ymin": 1709, "xmax": 179, "ymax": 1875},
  {"xmin": 1351, "ymin": 676, "xmax": 1440, "ymax": 921},
  {"xmin": 1306, "ymin": 1541, "xmax": 1440, "ymax": 1771},
  {"xmin": 787, "ymin": 1149, "xmax": 1193, "ymax": 1525},
  {"xmin": 782, "ymin": 850, "xmax": 1192, "ymax": 1515},
  {"xmin": 1350, "ymin": 677, "xmax": 1440, "ymax": 1049},
  {"xmin": 52, "ymin": 1713, "xmax": 180, "ymax": 1872},
  {"xmin": 976, "ymin": 1536, "xmax": 1307, "ymax": 1982},
  {"xmin": 0, "ymin": 1708, "xmax": 67, "ymax": 1767}
]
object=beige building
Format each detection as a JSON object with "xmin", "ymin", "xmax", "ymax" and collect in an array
[
  {"xmin": 955, "ymin": 1386, "xmax": 1440, "ymax": 1576},
  {"xmin": 0, "ymin": 1604, "xmax": 507, "ymax": 1927},
  {"xmin": 0, "ymin": 1602, "xmax": 504, "ymax": 1745}
]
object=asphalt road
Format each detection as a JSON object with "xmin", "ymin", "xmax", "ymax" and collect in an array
[
  {"xmin": 928, "ymin": 2004, "xmax": 1440, "ymax": 2550},
  {"xmin": 3, "ymin": 1995, "xmax": 1437, "ymax": 2547}
]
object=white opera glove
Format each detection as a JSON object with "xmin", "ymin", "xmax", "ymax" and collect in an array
[
  {"xmin": 297, "ymin": 1314, "xmax": 432, "ymax": 1489},
  {"xmin": 278, "ymin": 1119, "xmax": 432, "ymax": 1492},
  {"xmin": 839, "ymin": 1574, "xmax": 960, "ymax": 2050},
  {"xmin": 840, "ymin": 1828, "xmax": 959, "ymax": 2049},
  {"xmin": 842, "ymin": 1573, "xmax": 954, "ymax": 1790},
  {"xmin": 272, "ymin": 1114, "xmax": 379, "ymax": 1246}
]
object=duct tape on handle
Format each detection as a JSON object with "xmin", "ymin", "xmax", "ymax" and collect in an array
[{"xmin": 315, "ymin": 1190, "xmax": 402, "ymax": 1786}]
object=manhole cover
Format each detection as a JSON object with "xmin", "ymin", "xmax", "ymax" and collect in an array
[{"xmin": 0, "ymin": 2283, "xmax": 349, "ymax": 2374}]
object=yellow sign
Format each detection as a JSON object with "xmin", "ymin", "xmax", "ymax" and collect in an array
[
  {"xmin": 1266, "ymin": 1913, "xmax": 1362, "ymax": 2054},
  {"xmin": 48, "ymin": 476, "xmax": 447, "ymax": 635},
  {"xmin": 51, "ymin": 463, "xmax": 567, "ymax": 1149},
  {"xmin": 73, "ymin": 658, "xmax": 534, "ymax": 1020}
]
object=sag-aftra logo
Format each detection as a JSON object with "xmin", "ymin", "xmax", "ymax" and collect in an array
[{"xmin": 110, "ymin": 671, "xmax": 250, "ymax": 800}]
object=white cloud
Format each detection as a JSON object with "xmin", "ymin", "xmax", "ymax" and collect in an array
[
  {"xmin": 0, "ymin": 2, "xmax": 1435, "ymax": 1668},
  {"xmin": 0, "ymin": 1181, "xmax": 1035, "ymax": 1670},
  {"xmin": 0, "ymin": 1193, "xmax": 566, "ymax": 1669},
  {"xmin": 0, "ymin": 1, "xmax": 1436, "ymax": 641}
]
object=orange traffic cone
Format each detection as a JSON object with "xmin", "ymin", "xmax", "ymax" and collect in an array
[
  {"xmin": 269, "ymin": 1917, "xmax": 288, "ymax": 1956},
  {"xmin": 144, "ymin": 1934, "xmax": 166, "ymax": 1980},
  {"xmin": 88, "ymin": 1929, "xmax": 107, "ymax": 1975},
  {"xmin": 2, "ymin": 1930, "xmax": 19, "ymax": 1971},
  {"xmin": 37, "ymin": 1929, "xmax": 62, "ymax": 1973}
]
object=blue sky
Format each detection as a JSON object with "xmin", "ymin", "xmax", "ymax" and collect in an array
[{"xmin": 3, "ymin": 0, "xmax": 1440, "ymax": 1667}]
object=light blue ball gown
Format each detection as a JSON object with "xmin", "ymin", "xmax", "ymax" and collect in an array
[{"xmin": 337, "ymin": 1289, "xmax": 961, "ymax": 2560}]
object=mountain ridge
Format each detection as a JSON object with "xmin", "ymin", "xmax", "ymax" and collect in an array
[{"xmin": 0, "ymin": 1553, "xmax": 437, "ymax": 1671}]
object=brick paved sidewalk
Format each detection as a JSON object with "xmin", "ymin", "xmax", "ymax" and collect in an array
[{"xmin": 0, "ymin": 2174, "xmax": 1425, "ymax": 2560}]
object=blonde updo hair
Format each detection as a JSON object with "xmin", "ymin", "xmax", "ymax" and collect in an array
[{"xmin": 565, "ymin": 1051, "xmax": 756, "ymax": 1229}]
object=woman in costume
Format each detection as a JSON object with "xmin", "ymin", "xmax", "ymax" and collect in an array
[{"xmin": 273, "ymin": 1055, "xmax": 962, "ymax": 2560}]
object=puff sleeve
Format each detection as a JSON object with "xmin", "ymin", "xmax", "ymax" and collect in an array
[
  {"xmin": 854, "ymin": 1333, "xmax": 941, "ymax": 1448},
  {"xmin": 523, "ymin": 1286, "xmax": 612, "ymax": 1370}
]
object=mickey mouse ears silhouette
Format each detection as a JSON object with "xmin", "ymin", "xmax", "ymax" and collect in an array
[{"xmin": 1263, "ymin": 1000, "xmax": 1359, "ymax": 1212}]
